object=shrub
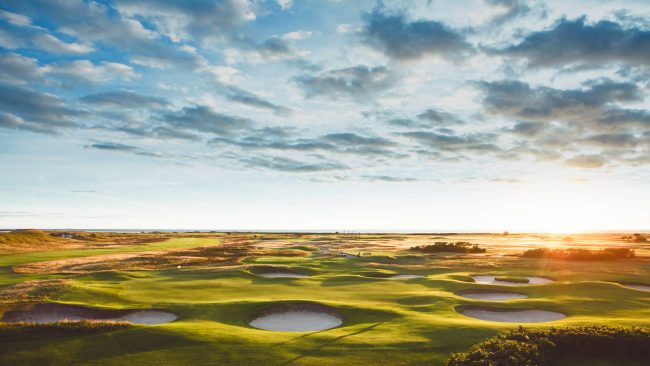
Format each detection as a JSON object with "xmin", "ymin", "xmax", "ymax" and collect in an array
[
  {"xmin": 447, "ymin": 326, "xmax": 650, "ymax": 366},
  {"xmin": 410, "ymin": 242, "xmax": 486, "ymax": 254},
  {"xmin": 521, "ymin": 248, "xmax": 635, "ymax": 261},
  {"xmin": 622, "ymin": 233, "xmax": 647, "ymax": 243}
]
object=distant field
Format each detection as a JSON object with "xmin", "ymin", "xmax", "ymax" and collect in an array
[{"xmin": 1, "ymin": 230, "xmax": 649, "ymax": 365}]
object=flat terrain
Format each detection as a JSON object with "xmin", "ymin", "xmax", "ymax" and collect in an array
[{"xmin": 1, "ymin": 230, "xmax": 649, "ymax": 365}]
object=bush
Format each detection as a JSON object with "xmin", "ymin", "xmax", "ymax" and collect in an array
[
  {"xmin": 521, "ymin": 248, "xmax": 635, "ymax": 261},
  {"xmin": 447, "ymin": 326, "xmax": 650, "ymax": 366},
  {"xmin": 622, "ymin": 233, "xmax": 647, "ymax": 243},
  {"xmin": 410, "ymin": 242, "xmax": 486, "ymax": 254}
]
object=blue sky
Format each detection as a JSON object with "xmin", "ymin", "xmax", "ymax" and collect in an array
[{"xmin": 1, "ymin": 0, "xmax": 649, "ymax": 232}]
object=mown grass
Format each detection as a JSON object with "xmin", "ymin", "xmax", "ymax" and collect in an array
[{"xmin": 0, "ymin": 233, "xmax": 649, "ymax": 365}]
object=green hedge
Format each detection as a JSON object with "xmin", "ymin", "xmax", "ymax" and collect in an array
[{"xmin": 447, "ymin": 326, "xmax": 650, "ymax": 366}]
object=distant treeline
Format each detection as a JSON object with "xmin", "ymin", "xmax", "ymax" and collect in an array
[
  {"xmin": 522, "ymin": 247, "xmax": 635, "ymax": 260},
  {"xmin": 447, "ymin": 326, "xmax": 650, "ymax": 366},
  {"xmin": 622, "ymin": 233, "xmax": 647, "ymax": 243},
  {"xmin": 410, "ymin": 242, "xmax": 486, "ymax": 254}
]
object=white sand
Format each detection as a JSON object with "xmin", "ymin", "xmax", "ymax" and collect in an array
[
  {"xmin": 624, "ymin": 284, "xmax": 650, "ymax": 292},
  {"xmin": 458, "ymin": 291, "xmax": 528, "ymax": 301},
  {"xmin": 472, "ymin": 275, "xmax": 553, "ymax": 286},
  {"xmin": 249, "ymin": 311, "xmax": 342, "ymax": 332},
  {"xmin": 259, "ymin": 272, "xmax": 309, "ymax": 278},
  {"xmin": 114, "ymin": 310, "xmax": 178, "ymax": 325},
  {"xmin": 460, "ymin": 308, "xmax": 566, "ymax": 323},
  {"xmin": 390, "ymin": 275, "xmax": 424, "ymax": 279}
]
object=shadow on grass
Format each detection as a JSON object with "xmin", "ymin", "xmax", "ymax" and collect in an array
[{"xmin": 278, "ymin": 322, "xmax": 385, "ymax": 366}]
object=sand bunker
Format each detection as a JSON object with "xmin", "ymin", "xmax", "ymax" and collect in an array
[
  {"xmin": 472, "ymin": 275, "xmax": 553, "ymax": 286},
  {"xmin": 1, "ymin": 303, "xmax": 177, "ymax": 325},
  {"xmin": 249, "ymin": 303, "xmax": 343, "ymax": 332},
  {"xmin": 622, "ymin": 284, "xmax": 650, "ymax": 292},
  {"xmin": 456, "ymin": 289, "xmax": 528, "ymax": 301},
  {"xmin": 390, "ymin": 274, "xmax": 424, "ymax": 279},
  {"xmin": 457, "ymin": 306, "xmax": 566, "ymax": 323}
]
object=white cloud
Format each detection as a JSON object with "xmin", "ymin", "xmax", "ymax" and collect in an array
[
  {"xmin": 281, "ymin": 30, "xmax": 313, "ymax": 41},
  {"xmin": 277, "ymin": 0, "xmax": 294, "ymax": 10},
  {"xmin": 336, "ymin": 24, "xmax": 353, "ymax": 33},
  {"xmin": 203, "ymin": 65, "xmax": 242, "ymax": 84},
  {"xmin": 42, "ymin": 60, "xmax": 140, "ymax": 83},
  {"xmin": 32, "ymin": 34, "xmax": 95, "ymax": 54}
]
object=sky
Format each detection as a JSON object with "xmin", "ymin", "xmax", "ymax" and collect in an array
[{"xmin": 0, "ymin": 0, "xmax": 649, "ymax": 232}]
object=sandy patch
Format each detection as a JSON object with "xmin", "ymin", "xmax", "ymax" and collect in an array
[
  {"xmin": 249, "ymin": 303, "xmax": 343, "ymax": 332},
  {"xmin": 622, "ymin": 284, "xmax": 650, "ymax": 292},
  {"xmin": 472, "ymin": 275, "xmax": 553, "ymax": 286},
  {"xmin": 457, "ymin": 306, "xmax": 566, "ymax": 323},
  {"xmin": 1, "ymin": 303, "xmax": 177, "ymax": 325}
]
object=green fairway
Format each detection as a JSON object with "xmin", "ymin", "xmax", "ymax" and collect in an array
[{"xmin": 1, "ymin": 233, "xmax": 649, "ymax": 365}]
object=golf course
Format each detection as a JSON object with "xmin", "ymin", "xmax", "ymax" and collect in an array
[{"xmin": 1, "ymin": 230, "xmax": 649, "ymax": 365}]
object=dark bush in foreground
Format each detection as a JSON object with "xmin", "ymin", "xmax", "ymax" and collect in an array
[
  {"xmin": 521, "ymin": 247, "xmax": 635, "ymax": 260},
  {"xmin": 447, "ymin": 325, "xmax": 650, "ymax": 366},
  {"xmin": 410, "ymin": 242, "xmax": 486, "ymax": 253}
]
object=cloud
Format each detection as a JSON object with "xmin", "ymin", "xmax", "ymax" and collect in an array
[
  {"xmin": 565, "ymin": 154, "xmax": 606, "ymax": 168},
  {"xmin": 0, "ymin": 10, "xmax": 95, "ymax": 54},
  {"xmin": 583, "ymin": 133, "xmax": 640, "ymax": 148},
  {"xmin": 484, "ymin": 0, "xmax": 534, "ymax": 25},
  {"xmin": 361, "ymin": 7, "xmax": 472, "ymax": 61},
  {"xmin": 416, "ymin": 108, "xmax": 465, "ymax": 126},
  {"xmin": 221, "ymin": 85, "xmax": 292, "ymax": 116},
  {"xmin": 115, "ymin": 0, "xmax": 255, "ymax": 43},
  {"xmin": 361, "ymin": 175, "xmax": 417, "ymax": 182},
  {"xmin": 478, "ymin": 79, "xmax": 642, "ymax": 127},
  {"xmin": 212, "ymin": 131, "xmax": 399, "ymax": 158},
  {"xmin": 498, "ymin": 17, "xmax": 650, "ymax": 68},
  {"xmin": 294, "ymin": 65, "xmax": 393, "ymax": 100},
  {"xmin": 79, "ymin": 90, "xmax": 170, "ymax": 109},
  {"xmin": 506, "ymin": 121, "xmax": 547, "ymax": 136},
  {"xmin": 5, "ymin": 0, "xmax": 204, "ymax": 69},
  {"xmin": 160, "ymin": 106, "xmax": 253, "ymax": 136},
  {"xmin": 0, "ymin": 53, "xmax": 42, "ymax": 85},
  {"xmin": 85, "ymin": 141, "xmax": 161, "ymax": 157},
  {"xmin": 0, "ymin": 112, "xmax": 56, "ymax": 134},
  {"xmin": 42, "ymin": 60, "xmax": 140, "ymax": 84},
  {"xmin": 276, "ymin": 0, "xmax": 293, "ymax": 10},
  {"xmin": 0, "ymin": 83, "xmax": 81, "ymax": 133},
  {"xmin": 238, "ymin": 155, "xmax": 346, "ymax": 173},
  {"xmin": 224, "ymin": 36, "xmax": 308, "ymax": 64},
  {"xmin": 402, "ymin": 131, "xmax": 501, "ymax": 154}
]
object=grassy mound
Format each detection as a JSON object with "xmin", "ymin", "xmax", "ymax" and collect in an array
[{"xmin": 447, "ymin": 326, "xmax": 650, "ymax": 366}]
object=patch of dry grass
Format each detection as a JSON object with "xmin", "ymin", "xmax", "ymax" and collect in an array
[{"xmin": 0, "ymin": 279, "xmax": 69, "ymax": 303}]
